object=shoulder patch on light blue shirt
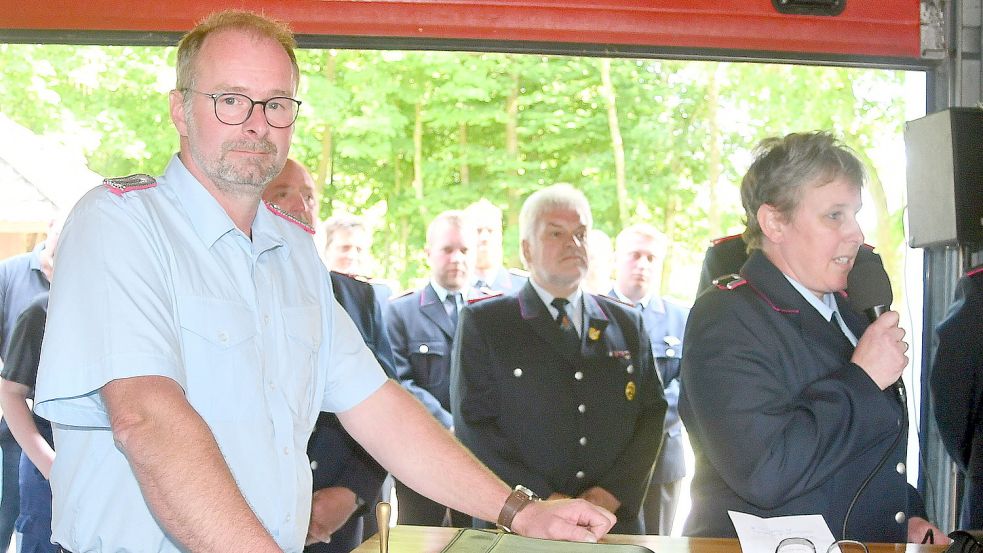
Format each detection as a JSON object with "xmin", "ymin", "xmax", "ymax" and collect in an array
[
  {"xmin": 264, "ymin": 201, "xmax": 315, "ymax": 235},
  {"xmin": 103, "ymin": 174, "xmax": 157, "ymax": 196}
]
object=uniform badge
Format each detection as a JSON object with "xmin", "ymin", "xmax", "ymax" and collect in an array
[
  {"xmin": 587, "ymin": 326, "xmax": 602, "ymax": 341},
  {"xmin": 264, "ymin": 201, "xmax": 315, "ymax": 235},
  {"xmin": 625, "ymin": 381, "xmax": 636, "ymax": 401},
  {"xmin": 103, "ymin": 174, "xmax": 157, "ymax": 196}
]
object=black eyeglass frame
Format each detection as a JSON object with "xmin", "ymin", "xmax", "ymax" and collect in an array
[{"xmin": 183, "ymin": 89, "xmax": 302, "ymax": 129}]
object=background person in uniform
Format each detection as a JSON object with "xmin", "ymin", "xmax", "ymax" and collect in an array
[
  {"xmin": 0, "ymin": 219, "xmax": 58, "ymax": 552},
  {"xmin": 32, "ymin": 12, "xmax": 617, "ymax": 552},
  {"xmin": 0, "ymin": 291, "xmax": 56, "ymax": 553},
  {"xmin": 932, "ymin": 265, "xmax": 983, "ymax": 530},
  {"xmin": 320, "ymin": 214, "xmax": 392, "ymax": 301},
  {"xmin": 609, "ymin": 223, "xmax": 689, "ymax": 535},
  {"xmin": 263, "ymin": 159, "xmax": 396, "ymax": 552},
  {"xmin": 451, "ymin": 184, "xmax": 667, "ymax": 535},
  {"xmin": 583, "ymin": 229, "xmax": 614, "ymax": 295},
  {"xmin": 386, "ymin": 210, "xmax": 479, "ymax": 527},
  {"xmin": 464, "ymin": 199, "xmax": 526, "ymax": 294},
  {"xmin": 679, "ymin": 132, "xmax": 942, "ymax": 543}
]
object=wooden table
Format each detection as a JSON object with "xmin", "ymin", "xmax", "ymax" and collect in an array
[{"xmin": 354, "ymin": 526, "xmax": 948, "ymax": 553}]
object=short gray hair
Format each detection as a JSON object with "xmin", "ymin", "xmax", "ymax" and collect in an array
[
  {"xmin": 320, "ymin": 214, "xmax": 368, "ymax": 250},
  {"xmin": 741, "ymin": 131, "xmax": 865, "ymax": 250},
  {"xmin": 518, "ymin": 184, "xmax": 592, "ymax": 244},
  {"xmin": 615, "ymin": 223, "xmax": 667, "ymax": 253}
]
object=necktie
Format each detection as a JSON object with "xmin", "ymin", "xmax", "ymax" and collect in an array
[
  {"xmin": 830, "ymin": 312, "xmax": 845, "ymax": 338},
  {"xmin": 446, "ymin": 293, "xmax": 460, "ymax": 327},
  {"xmin": 551, "ymin": 297, "xmax": 580, "ymax": 352}
]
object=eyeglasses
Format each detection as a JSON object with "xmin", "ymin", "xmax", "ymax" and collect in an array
[
  {"xmin": 184, "ymin": 89, "xmax": 301, "ymax": 128},
  {"xmin": 775, "ymin": 537, "xmax": 870, "ymax": 553}
]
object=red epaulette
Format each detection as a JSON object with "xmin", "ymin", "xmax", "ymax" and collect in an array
[
  {"xmin": 600, "ymin": 294, "xmax": 635, "ymax": 308},
  {"xmin": 103, "ymin": 174, "xmax": 157, "ymax": 196},
  {"xmin": 967, "ymin": 265, "xmax": 983, "ymax": 278},
  {"xmin": 713, "ymin": 273, "xmax": 747, "ymax": 290},
  {"xmin": 264, "ymin": 201, "xmax": 315, "ymax": 235},
  {"xmin": 711, "ymin": 233, "xmax": 742, "ymax": 246},
  {"xmin": 860, "ymin": 243, "xmax": 876, "ymax": 251},
  {"xmin": 390, "ymin": 288, "xmax": 414, "ymax": 301},
  {"xmin": 468, "ymin": 291, "xmax": 503, "ymax": 304}
]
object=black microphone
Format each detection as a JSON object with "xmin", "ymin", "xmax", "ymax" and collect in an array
[
  {"xmin": 846, "ymin": 250, "xmax": 893, "ymax": 323},
  {"xmin": 846, "ymin": 249, "xmax": 905, "ymax": 400}
]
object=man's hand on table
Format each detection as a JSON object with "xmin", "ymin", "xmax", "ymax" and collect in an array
[
  {"xmin": 509, "ymin": 498, "xmax": 616, "ymax": 543},
  {"xmin": 306, "ymin": 486, "xmax": 359, "ymax": 545}
]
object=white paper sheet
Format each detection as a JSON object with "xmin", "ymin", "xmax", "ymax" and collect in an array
[{"xmin": 729, "ymin": 511, "xmax": 837, "ymax": 553}]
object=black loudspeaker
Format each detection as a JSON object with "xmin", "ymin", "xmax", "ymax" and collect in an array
[{"xmin": 905, "ymin": 107, "xmax": 983, "ymax": 248}]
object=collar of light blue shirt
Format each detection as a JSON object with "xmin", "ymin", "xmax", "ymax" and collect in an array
[
  {"xmin": 429, "ymin": 280, "xmax": 467, "ymax": 307},
  {"xmin": 783, "ymin": 274, "xmax": 858, "ymax": 345},
  {"xmin": 528, "ymin": 278, "xmax": 584, "ymax": 334},
  {"xmin": 613, "ymin": 289, "xmax": 664, "ymax": 314}
]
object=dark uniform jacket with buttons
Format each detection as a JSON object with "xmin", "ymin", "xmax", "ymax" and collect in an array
[
  {"xmin": 608, "ymin": 290, "xmax": 689, "ymax": 485},
  {"xmin": 305, "ymin": 271, "xmax": 396, "ymax": 553},
  {"xmin": 680, "ymin": 249, "xmax": 924, "ymax": 542},
  {"xmin": 451, "ymin": 282, "xmax": 667, "ymax": 534},
  {"xmin": 386, "ymin": 283, "xmax": 461, "ymax": 428},
  {"xmin": 932, "ymin": 265, "xmax": 983, "ymax": 529}
]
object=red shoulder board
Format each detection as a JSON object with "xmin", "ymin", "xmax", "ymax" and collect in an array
[
  {"xmin": 600, "ymin": 294, "xmax": 635, "ymax": 308},
  {"xmin": 468, "ymin": 291, "xmax": 503, "ymax": 304},
  {"xmin": 264, "ymin": 201, "xmax": 314, "ymax": 235},
  {"xmin": 103, "ymin": 174, "xmax": 157, "ymax": 196},
  {"xmin": 711, "ymin": 233, "xmax": 742, "ymax": 246},
  {"xmin": 390, "ymin": 288, "xmax": 414, "ymax": 300},
  {"xmin": 967, "ymin": 265, "xmax": 983, "ymax": 278},
  {"xmin": 713, "ymin": 274, "xmax": 747, "ymax": 290}
]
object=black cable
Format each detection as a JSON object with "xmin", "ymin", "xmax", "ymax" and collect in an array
[{"xmin": 841, "ymin": 382, "xmax": 908, "ymax": 540}]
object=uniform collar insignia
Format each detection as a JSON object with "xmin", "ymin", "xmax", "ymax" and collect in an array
[
  {"xmin": 263, "ymin": 201, "xmax": 315, "ymax": 235},
  {"xmin": 103, "ymin": 174, "xmax": 157, "ymax": 196}
]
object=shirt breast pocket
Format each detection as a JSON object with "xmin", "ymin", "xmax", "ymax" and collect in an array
[
  {"xmin": 282, "ymin": 304, "xmax": 323, "ymax": 422},
  {"xmin": 177, "ymin": 296, "xmax": 259, "ymax": 421},
  {"xmin": 409, "ymin": 340, "xmax": 446, "ymax": 389}
]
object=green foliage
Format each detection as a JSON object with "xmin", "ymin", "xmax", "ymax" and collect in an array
[{"xmin": 0, "ymin": 44, "xmax": 915, "ymax": 296}]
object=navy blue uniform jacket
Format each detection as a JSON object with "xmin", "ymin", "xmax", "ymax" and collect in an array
[
  {"xmin": 386, "ymin": 284, "xmax": 457, "ymax": 428},
  {"xmin": 307, "ymin": 272, "xmax": 396, "ymax": 525},
  {"xmin": 451, "ymin": 282, "xmax": 667, "ymax": 533},
  {"xmin": 680, "ymin": 250, "xmax": 921, "ymax": 542},
  {"xmin": 932, "ymin": 266, "xmax": 983, "ymax": 528}
]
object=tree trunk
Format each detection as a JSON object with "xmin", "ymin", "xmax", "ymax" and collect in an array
[
  {"xmin": 315, "ymin": 52, "xmax": 336, "ymax": 218},
  {"xmin": 706, "ymin": 64, "xmax": 722, "ymax": 236},
  {"xmin": 458, "ymin": 123, "xmax": 470, "ymax": 186},
  {"xmin": 600, "ymin": 58, "xmax": 628, "ymax": 228}
]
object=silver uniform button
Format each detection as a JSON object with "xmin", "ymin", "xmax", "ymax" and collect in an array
[
  {"xmin": 574, "ymin": 371, "xmax": 584, "ymax": 380},
  {"xmin": 896, "ymin": 462, "xmax": 906, "ymax": 475},
  {"xmin": 578, "ymin": 404, "xmax": 586, "ymax": 414},
  {"xmin": 579, "ymin": 437, "xmax": 587, "ymax": 446},
  {"xmin": 310, "ymin": 461, "xmax": 318, "ymax": 470},
  {"xmin": 895, "ymin": 511, "xmax": 906, "ymax": 524},
  {"xmin": 576, "ymin": 471, "xmax": 585, "ymax": 479},
  {"xmin": 666, "ymin": 348, "xmax": 675, "ymax": 357},
  {"xmin": 419, "ymin": 344, "xmax": 429, "ymax": 354},
  {"xmin": 626, "ymin": 365, "xmax": 634, "ymax": 374},
  {"xmin": 513, "ymin": 368, "xmax": 523, "ymax": 378}
]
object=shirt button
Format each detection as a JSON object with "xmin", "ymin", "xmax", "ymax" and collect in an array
[
  {"xmin": 217, "ymin": 331, "xmax": 229, "ymax": 343},
  {"xmin": 666, "ymin": 348, "xmax": 675, "ymax": 357},
  {"xmin": 419, "ymin": 344, "xmax": 429, "ymax": 354},
  {"xmin": 283, "ymin": 447, "xmax": 289, "ymax": 456},
  {"xmin": 579, "ymin": 437, "xmax": 587, "ymax": 446},
  {"xmin": 264, "ymin": 315, "xmax": 271, "ymax": 326},
  {"xmin": 626, "ymin": 365, "xmax": 634, "ymax": 374},
  {"xmin": 578, "ymin": 404, "xmax": 586, "ymax": 414},
  {"xmin": 576, "ymin": 471, "xmax": 585, "ymax": 479},
  {"xmin": 269, "ymin": 382, "xmax": 276, "ymax": 390},
  {"xmin": 574, "ymin": 371, "xmax": 583, "ymax": 381},
  {"xmin": 310, "ymin": 460, "xmax": 318, "ymax": 470},
  {"xmin": 895, "ymin": 511, "xmax": 906, "ymax": 524},
  {"xmin": 896, "ymin": 462, "xmax": 906, "ymax": 475},
  {"xmin": 513, "ymin": 368, "xmax": 523, "ymax": 378}
]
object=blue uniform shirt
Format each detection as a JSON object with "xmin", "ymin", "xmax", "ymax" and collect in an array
[{"xmin": 34, "ymin": 156, "xmax": 387, "ymax": 552}]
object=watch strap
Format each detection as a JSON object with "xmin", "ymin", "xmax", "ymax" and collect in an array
[{"xmin": 497, "ymin": 485, "xmax": 539, "ymax": 533}]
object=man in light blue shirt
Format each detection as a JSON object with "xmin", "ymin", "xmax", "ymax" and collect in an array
[{"xmin": 34, "ymin": 10, "xmax": 616, "ymax": 552}]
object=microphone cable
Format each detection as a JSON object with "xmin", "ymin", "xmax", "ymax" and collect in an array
[{"xmin": 841, "ymin": 382, "xmax": 908, "ymax": 539}]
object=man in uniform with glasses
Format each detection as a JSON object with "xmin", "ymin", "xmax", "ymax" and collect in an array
[{"xmin": 33, "ymin": 10, "xmax": 616, "ymax": 553}]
